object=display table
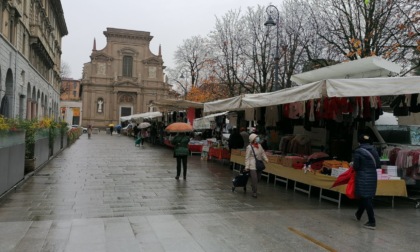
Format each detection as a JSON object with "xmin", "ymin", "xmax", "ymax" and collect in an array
[
  {"xmin": 209, "ymin": 147, "xmax": 230, "ymax": 160},
  {"xmin": 230, "ymin": 154, "xmax": 407, "ymax": 207},
  {"xmin": 188, "ymin": 144, "xmax": 203, "ymax": 156}
]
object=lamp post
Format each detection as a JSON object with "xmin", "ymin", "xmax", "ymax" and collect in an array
[
  {"xmin": 179, "ymin": 72, "xmax": 187, "ymax": 99},
  {"xmin": 264, "ymin": 5, "xmax": 280, "ymax": 91}
]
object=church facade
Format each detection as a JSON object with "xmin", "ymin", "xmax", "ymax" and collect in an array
[{"xmin": 80, "ymin": 28, "xmax": 170, "ymax": 128}]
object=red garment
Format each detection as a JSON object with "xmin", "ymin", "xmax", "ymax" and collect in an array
[
  {"xmin": 331, "ymin": 167, "xmax": 353, "ymax": 188},
  {"xmin": 363, "ymin": 97, "xmax": 372, "ymax": 119},
  {"xmin": 252, "ymin": 143, "xmax": 259, "ymax": 149}
]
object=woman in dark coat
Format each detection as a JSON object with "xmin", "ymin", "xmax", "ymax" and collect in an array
[
  {"xmin": 352, "ymin": 134, "xmax": 381, "ymax": 230},
  {"xmin": 171, "ymin": 132, "xmax": 190, "ymax": 180}
]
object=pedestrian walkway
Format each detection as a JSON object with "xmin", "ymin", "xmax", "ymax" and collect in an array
[{"xmin": 0, "ymin": 132, "xmax": 418, "ymax": 251}]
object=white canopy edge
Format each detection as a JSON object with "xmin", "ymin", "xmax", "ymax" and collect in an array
[
  {"xmin": 242, "ymin": 81, "xmax": 325, "ymax": 108},
  {"xmin": 291, "ymin": 57, "xmax": 401, "ymax": 85},
  {"xmin": 203, "ymin": 96, "xmax": 247, "ymax": 113},
  {"xmin": 325, "ymin": 76, "xmax": 420, "ymax": 97}
]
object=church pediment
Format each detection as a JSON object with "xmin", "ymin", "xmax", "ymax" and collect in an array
[
  {"xmin": 113, "ymin": 80, "xmax": 139, "ymax": 87},
  {"xmin": 118, "ymin": 47, "xmax": 138, "ymax": 56},
  {"xmin": 142, "ymin": 57, "xmax": 162, "ymax": 65},
  {"xmin": 91, "ymin": 52, "xmax": 114, "ymax": 62}
]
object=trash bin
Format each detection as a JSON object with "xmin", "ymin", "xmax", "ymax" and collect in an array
[{"xmin": 106, "ymin": 128, "xmax": 111, "ymax": 134}]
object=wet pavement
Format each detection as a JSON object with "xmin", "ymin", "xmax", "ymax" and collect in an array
[{"xmin": 0, "ymin": 132, "xmax": 418, "ymax": 252}]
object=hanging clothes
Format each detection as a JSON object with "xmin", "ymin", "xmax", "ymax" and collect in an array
[
  {"xmin": 265, "ymin": 106, "xmax": 279, "ymax": 127},
  {"xmin": 245, "ymin": 108, "xmax": 254, "ymax": 121}
]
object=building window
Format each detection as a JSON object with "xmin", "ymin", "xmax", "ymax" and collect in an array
[
  {"xmin": 73, "ymin": 91, "xmax": 76, "ymax": 97},
  {"xmin": 122, "ymin": 56, "xmax": 133, "ymax": 77},
  {"xmin": 73, "ymin": 82, "xmax": 77, "ymax": 89}
]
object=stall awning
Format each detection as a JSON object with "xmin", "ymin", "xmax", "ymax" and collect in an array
[
  {"xmin": 203, "ymin": 96, "xmax": 248, "ymax": 114},
  {"xmin": 120, "ymin": 111, "xmax": 162, "ymax": 122},
  {"xmin": 291, "ymin": 57, "xmax": 401, "ymax": 85},
  {"xmin": 203, "ymin": 76, "xmax": 420, "ymax": 114},
  {"xmin": 150, "ymin": 99, "xmax": 203, "ymax": 111}
]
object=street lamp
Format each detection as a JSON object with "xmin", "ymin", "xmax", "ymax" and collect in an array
[{"xmin": 264, "ymin": 5, "xmax": 280, "ymax": 91}]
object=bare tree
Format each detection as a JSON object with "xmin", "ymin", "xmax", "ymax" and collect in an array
[
  {"xmin": 209, "ymin": 7, "xmax": 274, "ymax": 94},
  {"xmin": 60, "ymin": 61, "xmax": 71, "ymax": 79},
  {"xmin": 208, "ymin": 10, "xmax": 248, "ymax": 95},
  {"xmin": 174, "ymin": 36, "xmax": 211, "ymax": 88},
  {"xmin": 307, "ymin": 0, "xmax": 420, "ymax": 75},
  {"xmin": 60, "ymin": 61, "xmax": 71, "ymax": 95}
]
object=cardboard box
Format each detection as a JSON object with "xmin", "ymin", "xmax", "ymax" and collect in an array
[
  {"xmin": 240, "ymin": 150, "xmax": 247, "ymax": 157},
  {"xmin": 281, "ymin": 156, "xmax": 306, "ymax": 167},
  {"xmin": 267, "ymin": 155, "xmax": 282, "ymax": 164},
  {"xmin": 231, "ymin": 149, "xmax": 241, "ymax": 156}
]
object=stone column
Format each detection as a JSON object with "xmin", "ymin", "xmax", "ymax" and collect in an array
[{"xmin": 26, "ymin": 99, "xmax": 31, "ymax": 120}]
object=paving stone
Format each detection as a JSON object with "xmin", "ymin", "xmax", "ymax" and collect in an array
[{"xmin": 0, "ymin": 132, "xmax": 419, "ymax": 251}]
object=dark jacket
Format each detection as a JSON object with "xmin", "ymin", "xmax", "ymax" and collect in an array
[
  {"xmin": 228, "ymin": 132, "xmax": 244, "ymax": 150},
  {"xmin": 352, "ymin": 144, "xmax": 381, "ymax": 198},
  {"xmin": 171, "ymin": 134, "xmax": 190, "ymax": 157}
]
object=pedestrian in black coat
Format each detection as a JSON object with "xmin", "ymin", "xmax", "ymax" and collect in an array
[
  {"xmin": 353, "ymin": 134, "xmax": 381, "ymax": 230},
  {"xmin": 228, "ymin": 128, "xmax": 244, "ymax": 150}
]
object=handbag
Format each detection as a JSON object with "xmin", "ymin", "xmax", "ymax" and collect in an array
[{"xmin": 251, "ymin": 145, "xmax": 265, "ymax": 171}]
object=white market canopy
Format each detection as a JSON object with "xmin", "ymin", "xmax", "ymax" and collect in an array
[
  {"xmin": 203, "ymin": 76, "xmax": 420, "ymax": 113},
  {"xmin": 193, "ymin": 111, "xmax": 228, "ymax": 130},
  {"xmin": 291, "ymin": 56, "xmax": 401, "ymax": 85},
  {"xmin": 120, "ymin": 111, "xmax": 162, "ymax": 122}
]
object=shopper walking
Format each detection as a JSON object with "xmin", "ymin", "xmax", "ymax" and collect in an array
[
  {"xmin": 171, "ymin": 132, "xmax": 190, "ymax": 180},
  {"xmin": 133, "ymin": 124, "xmax": 139, "ymax": 139},
  {"xmin": 353, "ymin": 134, "xmax": 381, "ymax": 230},
  {"xmin": 87, "ymin": 125, "xmax": 92, "ymax": 139},
  {"xmin": 228, "ymin": 128, "xmax": 244, "ymax": 150},
  {"xmin": 245, "ymin": 133, "xmax": 268, "ymax": 198}
]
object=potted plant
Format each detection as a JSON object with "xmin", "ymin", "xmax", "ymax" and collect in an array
[{"xmin": 0, "ymin": 116, "xmax": 25, "ymax": 194}]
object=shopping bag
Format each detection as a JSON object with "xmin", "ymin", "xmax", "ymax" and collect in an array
[{"xmin": 345, "ymin": 172, "xmax": 358, "ymax": 199}]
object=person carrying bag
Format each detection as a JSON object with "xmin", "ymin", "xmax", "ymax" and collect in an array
[
  {"xmin": 353, "ymin": 134, "xmax": 381, "ymax": 230},
  {"xmin": 245, "ymin": 133, "xmax": 268, "ymax": 198}
]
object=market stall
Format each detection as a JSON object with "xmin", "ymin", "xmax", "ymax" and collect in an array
[
  {"xmin": 200, "ymin": 57, "xmax": 420, "ymax": 205},
  {"xmin": 230, "ymin": 153, "xmax": 407, "ymax": 207}
]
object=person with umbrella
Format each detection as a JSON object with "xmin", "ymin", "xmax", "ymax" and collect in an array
[
  {"xmin": 167, "ymin": 122, "xmax": 193, "ymax": 180},
  {"xmin": 171, "ymin": 132, "xmax": 190, "ymax": 180}
]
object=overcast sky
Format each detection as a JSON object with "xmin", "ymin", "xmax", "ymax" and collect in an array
[{"xmin": 61, "ymin": 0, "xmax": 276, "ymax": 79}]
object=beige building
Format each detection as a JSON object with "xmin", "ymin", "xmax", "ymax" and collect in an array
[
  {"xmin": 80, "ymin": 28, "xmax": 171, "ymax": 128},
  {"xmin": 60, "ymin": 78, "xmax": 82, "ymax": 126},
  {"xmin": 0, "ymin": 0, "xmax": 67, "ymax": 120}
]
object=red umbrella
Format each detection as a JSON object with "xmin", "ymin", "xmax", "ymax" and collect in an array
[
  {"xmin": 331, "ymin": 167, "xmax": 355, "ymax": 188},
  {"xmin": 165, "ymin": 122, "xmax": 193, "ymax": 133}
]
